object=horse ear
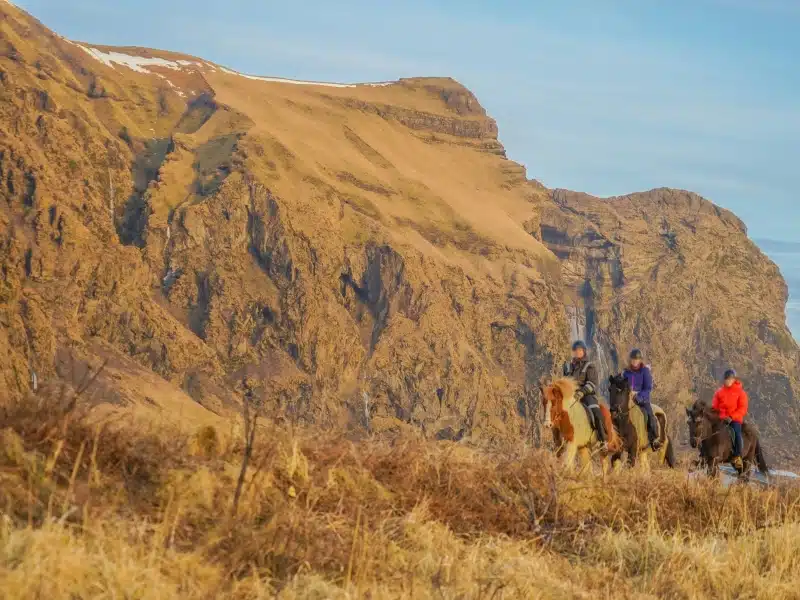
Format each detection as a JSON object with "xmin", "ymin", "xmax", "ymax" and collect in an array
[
  {"xmin": 685, "ymin": 407, "xmax": 692, "ymax": 417},
  {"xmin": 609, "ymin": 375, "xmax": 615, "ymax": 383}
]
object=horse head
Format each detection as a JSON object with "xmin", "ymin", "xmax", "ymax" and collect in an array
[
  {"xmin": 541, "ymin": 378, "xmax": 576, "ymax": 429},
  {"xmin": 685, "ymin": 400, "xmax": 715, "ymax": 448},
  {"xmin": 608, "ymin": 374, "xmax": 632, "ymax": 421}
]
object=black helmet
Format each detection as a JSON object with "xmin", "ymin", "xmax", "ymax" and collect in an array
[
  {"xmin": 629, "ymin": 348, "xmax": 643, "ymax": 360},
  {"xmin": 723, "ymin": 369, "xmax": 737, "ymax": 380},
  {"xmin": 572, "ymin": 340, "xmax": 588, "ymax": 352}
]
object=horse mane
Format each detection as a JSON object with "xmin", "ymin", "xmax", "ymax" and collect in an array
[
  {"xmin": 608, "ymin": 373, "xmax": 628, "ymax": 388},
  {"xmin": 551, "ymin": 377, "xmax": 578, "ymax": 402},
  {"xmin": 690, "ymin": 399, "xmax": 719, "ymax": 423}
]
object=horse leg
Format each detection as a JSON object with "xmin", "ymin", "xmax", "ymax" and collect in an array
[
  {"xmin": 563, "ymin": 442, "xmax": 578, "ymax": 473},
  {"xmin": 741, "ymin": 459, "xmax": 752, "ymax": 481},
  {"xmin": 627, "ymin": 444, "xmax": 638, "ymax": 468},
  {"xmin": 611, "ymin": 451, "xmax": 624, "ymax": 474},
  {"xmin": 578, "ymin": 447, "xmax": 592, "ymax": 477},
  {"xmin": 600, "ymin": 454, "xmax": 611, "ymax": 477},
  {"xmin": 639, "ymin": 450, "xmax": 651, "ymax": 473}
]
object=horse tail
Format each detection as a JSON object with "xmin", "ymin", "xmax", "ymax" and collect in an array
[
  {"xmin": 664, "ymin": 436, "xmax": 677, "ymax": 469},
  {"xmin": 600, "ymin": 404, "xmax": 622, "ymax": 453},
  {"xmin": 755, "ymin": 440, "xmax": 769, "ymax": 474}
]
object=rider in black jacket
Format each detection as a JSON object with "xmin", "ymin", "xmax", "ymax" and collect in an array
[{"xmin": 563, "ymin": 340, "xmax": 608, "ymax": 448}]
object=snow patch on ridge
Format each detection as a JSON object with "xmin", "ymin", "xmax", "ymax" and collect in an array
[
  {"xmin": 74, "ymin": 44, "xmax": 206, "ymax": 75},
  {"xmin": 218, "ymin": 66, "xmax": 394, "ymax": 88},
  {"xmin": 71, "ymin": 43, "xmax": 393, "ymax": 90},
  {"xmin": 77, "ymin": 45, "xmax": 182, "ymax": 73}
]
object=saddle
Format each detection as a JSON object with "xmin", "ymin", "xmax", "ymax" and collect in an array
[
  {"xmin": 725, "ymin": 423, "xmax": 737, "ymax": 447},
  {"xmin": 581, "ymin": 402, "xmax": 603, "ymax": 433}
]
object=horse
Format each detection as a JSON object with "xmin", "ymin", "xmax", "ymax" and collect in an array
[
  {"xmin": 685, "ymin": 400, "xmax": 769, "ymax": 478},
  {"xmin": 541, "ymin": 377, "xmax": 621, "ymax": 474},
  {"xmin": 607, "ymin": 374, "xmax": 676, "ymax": 470}
]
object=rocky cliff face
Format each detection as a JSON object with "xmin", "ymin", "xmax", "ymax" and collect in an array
[
  {"xmin": 2, "ymin": 3, "xmax": 798, "ymax": 458},
  {"xmin": 540, "ymin": 188, "xmax": 800, "ymax": 460},
  {"xmin": 0, "ymin": 3, "xmax": 565, "ymax": 440}
]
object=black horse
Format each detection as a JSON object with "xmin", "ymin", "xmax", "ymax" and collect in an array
[
  {"xmin": 608, "ymin": 374, "xmax": 676, "ymax": 469},
  {"xmin": 685, "ymin": 400, "xmax": 768, "ymax": 478}
]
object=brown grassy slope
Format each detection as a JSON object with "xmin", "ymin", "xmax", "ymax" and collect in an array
[
  {"xmin": 2, "ymin": 391, "xmax": 800, "ymax": 599},
  {"xmin": 541, "ymin": 188, "xmax": 800, "ymax": 462},
  {"xmin": 0, "ymin": 2, "xmax": 566, "ymax": 441}
]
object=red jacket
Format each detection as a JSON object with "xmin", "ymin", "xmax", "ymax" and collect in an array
[{"xmin": 712, "ymin": 380, "xmax": 748, "ymax": 423}]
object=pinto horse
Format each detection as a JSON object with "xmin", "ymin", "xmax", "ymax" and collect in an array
[
  {"xmin": 608, "ymin": 374, "xmax": 676, "ymax": 470},
  {"xmin": 686, "ymin": 400, "xmax": 768, "ymax": 478},
  {"xmin": 542, "ymin": 377, "xmax": 621, "ymax": 474}
]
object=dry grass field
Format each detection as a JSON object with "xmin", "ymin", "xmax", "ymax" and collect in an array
[{"xmin": 2, "ymin": 388, "xmax": 800, "ymax": 599}]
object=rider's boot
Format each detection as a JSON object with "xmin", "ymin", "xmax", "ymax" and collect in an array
[
  {"xmin": 732, "ymin": 455, "xmax": 744, "ymax": 473},
  {"xmin": 591, "ymin": 407, "xmax": 608, "ymax": 452}
]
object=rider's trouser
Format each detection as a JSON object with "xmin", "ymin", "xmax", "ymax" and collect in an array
[
  {"xmin": 638, "ymin": 400, "xmax": 659, "ymax": 443},
  {"xmin": 581, "ymin": 395, "xmax": 607, "ymax": 443},
  {"xmin": 730, "ymin": 421, "xmax": 743, "ymax": 457}
]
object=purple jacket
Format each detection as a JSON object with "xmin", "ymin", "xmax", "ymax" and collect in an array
[{"xmin": 623, "ymin": 365, "xmax": 653, "ymax": 405}]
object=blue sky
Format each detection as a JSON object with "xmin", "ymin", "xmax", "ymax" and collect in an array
[{"xmin": 15, "ymin": 0, "xmax": 800, "ymax": 334}]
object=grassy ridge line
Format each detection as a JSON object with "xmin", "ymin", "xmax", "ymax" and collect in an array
[{"xmin": 1, "ymin": 391, "xmax": 800, "ymax": 599}]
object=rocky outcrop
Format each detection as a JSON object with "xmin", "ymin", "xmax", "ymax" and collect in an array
[{"xmin": 540, "ymin": 188, "xmax": 800, "ymax": 459}]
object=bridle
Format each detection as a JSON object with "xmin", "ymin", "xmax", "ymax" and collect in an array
[
  {"xmin": 688, "ymin": 411, "xmax": 721, "ymax": 447},
  {"xmin": 542, "ymin": 386, "xmax": 572, "ymax": 428},
  {"xmin": 608, "ymin": 383, "xmax": 631, "ymax": 421}
]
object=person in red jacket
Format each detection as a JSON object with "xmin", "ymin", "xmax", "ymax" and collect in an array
[{"xmin": 712, "ymin": 369, "xmax": 749, "ymax": 470}]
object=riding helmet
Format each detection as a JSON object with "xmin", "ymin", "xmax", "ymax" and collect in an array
[
  {"xmin": 571, "ymin": 340, "xmax": 588, "ymax": 352},
  {"xmin": 629, "ymin": 348, "xmax": 643, "ymax": 360},
  {"xmin": 723, "ymin": 368, "xmax": 737, "ymax": 380}
]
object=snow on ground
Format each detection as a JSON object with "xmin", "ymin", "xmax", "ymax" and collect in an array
[
  {"xmin": 218, "ymin": 66, "xmax": 394, "ymax": 88},
  {"xmin": 72, "ymin": 43, "xmax": 393, "ymax": 90},
  {"xmin": 74, "ymin": 44, "xmax": 206, "ymax": 75},
  {"xmin": 77, "ymin": 45, "xmax": 184, "ymax": 73}
]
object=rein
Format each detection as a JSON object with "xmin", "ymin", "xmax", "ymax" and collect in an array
[{"xmin": 694, "ymin": 414, "xmax": 725, "ymax": 446}]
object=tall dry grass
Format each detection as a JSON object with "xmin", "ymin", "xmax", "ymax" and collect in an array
[{"xmin": 1, "ymin": 390, "xmax": 800, "ymax": 599}]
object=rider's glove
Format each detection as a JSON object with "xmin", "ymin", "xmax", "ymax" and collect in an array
[
  {"xmin": 574, "ymin": 389, "xmax": 585, "ymax": 401},
  {"xmin": 723, "ymin": 417, "xmax": 733, "ymax": 425}
]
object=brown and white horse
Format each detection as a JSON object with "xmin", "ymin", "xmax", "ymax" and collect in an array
[{"xmin": 542, "ymin": 377, "xmax": 621, "ymax": 474}]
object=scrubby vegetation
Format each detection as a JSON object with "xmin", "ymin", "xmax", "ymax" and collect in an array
[{"xmin": 2, "ymin": 390, "xmax": 800, "ymax": 599}]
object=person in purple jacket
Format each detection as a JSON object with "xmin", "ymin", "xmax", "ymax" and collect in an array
[{"xmin": 623, "ymin": 349, "xmax": 661, "ymax": 450}]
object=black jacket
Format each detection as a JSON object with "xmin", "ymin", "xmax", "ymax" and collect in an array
[{"xmin": 563, "ymin": 358, "xmax": 599, "ymax": 400}]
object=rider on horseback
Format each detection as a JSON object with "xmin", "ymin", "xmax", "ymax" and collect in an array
[
  {"xmin": 712, "ymin": 368, "xmax": 748, "ymax": 471},
  {"xmin": 623, "ymin": 349, "xmax": 661, "ymax": 451},
  {"xmin": 563, "ymin": 340, "xmax": 608, "ymax": 449}
]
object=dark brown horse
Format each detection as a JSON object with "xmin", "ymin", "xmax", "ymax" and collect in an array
[
  {"xmin": 608, "ymin": 374, "xmax": 676, "ymax": 469},
  {"xmin": 685, "ymin": 400, "xmax": 769, "ymax": 478}
]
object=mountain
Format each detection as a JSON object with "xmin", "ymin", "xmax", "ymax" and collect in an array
[
  {"xmin": 1, "ymin": 3, "xmax": 798, "ymax": 458},
  {"xmin": 0, "ymin": 2, "xmax": 565, "ymax": 441}
]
